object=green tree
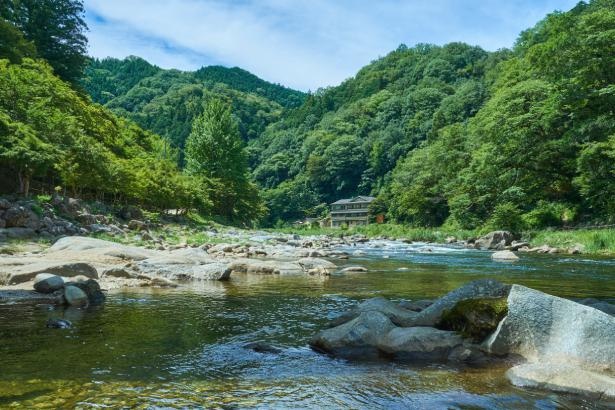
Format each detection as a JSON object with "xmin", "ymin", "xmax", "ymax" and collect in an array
[
  {"xmin": 185, "ymin": 98, "xmax": 264, "ymax": 224},
  {"xmin": 4, "ymin": 0, "xmax": 88, "ymax": 83}
]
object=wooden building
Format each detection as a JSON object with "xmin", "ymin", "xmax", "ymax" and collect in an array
[{"xmin": 330, "ymin": 196, "xmax": 375, "ymax": 227}]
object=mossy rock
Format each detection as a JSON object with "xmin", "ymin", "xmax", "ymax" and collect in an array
[{"xmin": 436, "ymin": 297, "xmax": 508, "ymax": 342}]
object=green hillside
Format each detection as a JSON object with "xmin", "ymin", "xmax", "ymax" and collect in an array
[{"xmin": 81, "ymin": 58, "xmax": 307, "ymax": 149}]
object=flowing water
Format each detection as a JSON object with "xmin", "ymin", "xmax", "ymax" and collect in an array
[{"xmin": 1, "ymin": 241, "xmax": 614, "ymax": 409}]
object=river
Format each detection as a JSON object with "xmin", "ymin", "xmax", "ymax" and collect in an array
[{"xmin": 1, "ymin": 241, "xmax": 614, "ymax": 408}]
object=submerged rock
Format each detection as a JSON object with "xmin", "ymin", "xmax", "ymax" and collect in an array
[
  {"xmin": 46, "ymin": 318, "xmax": 72, "ymax": 329},
  {"xmin": 340, "ymin": 266, "xmax": 368, "ymax": 273},
  {"xmin": 244, "ymin": 341, "xmax": 282, "ymax": 354}
]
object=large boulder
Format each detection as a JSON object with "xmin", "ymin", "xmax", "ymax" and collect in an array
[
  {"xmin": 406, "ymin": 279, "xmax": 511, "ymax": 327},
  {"xmin": 47, "ymin": 236, "xmax": 156, "ymax": 261},
  {"xmin": 33, "ymin": 273, "xmax": 64, "ymax": 293},
  {"xmin": 310, "ymin": 311, "xmax": 396, "ymax": 358},
  {"xmin": 3, "ymin": 206, "xmax": 40, "ymax": 229},
  {"xmin": 483, "ymin": 285, "xmax": 615, "ymax": 397},
  {"xmin": 377, "ymin": 327, "xmax": 463, "ymax": 362},
  {"xmin": 437, "ymin": 297, "xmax": 507, "ymax": 341},
  {"xmin": 475, "ymin": 231, "xmax": 513, "ymax": 250},
  {"xmin": 297, "ymin": 257, "xmax": 336, "ymax": 271},
  {"xmin": 229, "ymin": 259, "xmax": 304, "ymax": 275}
]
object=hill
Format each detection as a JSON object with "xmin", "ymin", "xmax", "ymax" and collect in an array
[{"xmin": 81, "ymin": 58, "xmax": 307, "ymax": 149}]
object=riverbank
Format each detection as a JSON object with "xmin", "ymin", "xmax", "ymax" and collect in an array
[{"xmin": 269, "ymin": 224, "xmax": 615, "ymax": 256}]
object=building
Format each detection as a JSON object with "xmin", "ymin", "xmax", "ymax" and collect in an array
[{"xmin": 330, "ymin": 196, "xmax": 375, "ymax": 227}]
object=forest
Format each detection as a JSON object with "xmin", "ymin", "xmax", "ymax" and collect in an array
[{"xmin": 1, "ymin": 0, "xmax": 614, "ymax": 231}]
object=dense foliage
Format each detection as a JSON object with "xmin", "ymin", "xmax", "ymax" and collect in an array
[
  {"xmin": 1, "ymin": 0, "xmax": 88, "ymax": 84},
  {"xmin": 247, "ymin": 0, "xmax": 614, "ymax": 228},
  {"xmin": 82, "ymin": 58, "xmax": 306, "ymax": 153}
]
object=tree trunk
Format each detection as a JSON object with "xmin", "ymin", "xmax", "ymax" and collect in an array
[{"xmin": 17, "ymin": 170, "xmax": 31, "ymax": 197}]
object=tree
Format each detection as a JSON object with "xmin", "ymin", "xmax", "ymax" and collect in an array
[
  {"xmin": 185, "ymin": 98, "xmax": 264, "ymax": 224},
  {"xmin": 0, "ymin": 18, "xmax": 36, "ymax": 63},
  {"xmin": 4, "ymin": 0, "xmax": 88, "ymax": 83}
]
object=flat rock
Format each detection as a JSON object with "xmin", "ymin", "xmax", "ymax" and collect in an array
[
  {"xmin": 507, "ymin": 363, "xmax": 615, "ymax": 399},
  {"xmin": 1, "ymin": 261, "xmax": 98, "ymax": 285},
  {"xmin": 297, "ymin": 257, "xmax": 336, "ymax": 271},
  {"xmin": 136, "ymin": 260, "xmax": 231, "ymax": 281},
  {"xmin": 46, "ymin": 236, "xmax": 155, "ymax": 261}
]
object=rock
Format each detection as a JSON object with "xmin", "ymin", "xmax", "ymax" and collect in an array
[
  {"xmin": 65, "ymin": 279, "xmax": 106, "ymax": 305},
  {"xmin": 3, "ymin": 206, "xmax": 40, "ymax": 229},
  {"xmin": 147, "ymin": 277, "xmax": 178, "ymax": 287},
  {"xmin": 137, "ymin": 260, "xmax": 232, "ymax": 281},
  {"xmin": 128, "ymin": 219, "xmax": 147, "ymax": 231},
  {"xmin": 307, "ymin": 267, "xmax": 331, "ymax": 276},
  {"xmin": 229, "ymin": 260, "xmax": 303, "ymax": 275},
  {"xmin": 475, "ymin": 231, "xmax": 513, "ymax": 250},
  {"xmin": 568, "ymin": 244, "xmax": 585, "ymax": 254},
  {"xmin": 507, "ymin": 363, "xmax": 615, "ymax": 399},
  {"xmin": 0, "ymin": 198, "xmax": 11, "ymax": 209},
  {"xmin": 340, "ymin": 266, "xmax": 368, "ymax": 273},
  {"xmin": 445, "ymin": 236, "xmax": 457, "ymax": 244},
  {"xmin": 491, "ymin": 250, "xmax": 519, "ymax": 261},
  {"xmin": 398, "ymin": 299, "xmax": 433, "ymax": 312},
  {"xmin": 0, "ymin": 227, "xmax": 36, "ymax": 239},
  {"xmin": 64, "ymin": 285, "xmax": 89, "ymax": 307},
  {"xmin": 509, "ymin": 241, "xmax": 530, "ymax": 251},
  {"xmin": 437, "ymin": 297, "xmax": 507, "ymax": 342},
  {"xmin": 586, "ymin": 301, "xmax": 615, "ymax": 316},
  {"xmin": 46, "ymin": 318, "xmax": 72, "ymax": 329},
  {"xmin": 1, "ymin": 261, "xmax": 98, "ymax": 285},
  {"xmin": 47, "ymin": 236, "xmax": 156, "ymax": 261},
  {"xmin": 141, "ymin": 231, "xmax": 153, "ymax": 241},
  {"xmin": 483, "ymin": 285, "xmax": 615, "ymax": 372},
  {"xmin": 329, "ymin": 297, "xmax": 418, "ymax": 327},
  {"xmin": 33, "ymin": 273, "xmax": 64, "ymax": 294},
  {"xmin": 352, "ymin": 250, "xmax": 366, "ymax": 256},
  {"xmin": 378, "ymin": 327, "xmax": 463, "ymax": 362},
  {"xmin": 406, "ymin": 279, "xmax": 511, "ymax": 327},
  {"xmin": 297, "ymin": 257, "xmax": 336, "ymax": 271},
  {"xmin": 244, "ymin": 341, "xmax": 282, "ymax": 354},
  {"xmin": 310, "ymin": 311, "xmax": 396, "ymax": 358},
  {"xmin": 102, "ymin": 266, "xmax": 137, "ymax": 279},
  {"xmin": 119, "ymin": 205, "xmax": 143, "ymax": 221}
]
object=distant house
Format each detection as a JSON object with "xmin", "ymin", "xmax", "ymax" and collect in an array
[{"xmin": 330, "ymin": 196, "xmax": 375, "ymax": 227}]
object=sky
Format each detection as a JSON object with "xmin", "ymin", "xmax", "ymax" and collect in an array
[{"xmin": 84, "ymin": 0, "xmax": 580, "ymax": 91}]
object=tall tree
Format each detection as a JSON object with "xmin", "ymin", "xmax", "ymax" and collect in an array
[
  {"xmin": 4, "ymin": 0, "xmax": 88, "ymax": 83},
  {"xmin": 185, "ymin": 98, "xmax": 264, "ymax": 224}
]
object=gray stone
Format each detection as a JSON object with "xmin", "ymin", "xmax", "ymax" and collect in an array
[
  {"xmin": 378, "ymin": 327, "xmax": 463, "ymax": 362},
  {"xmin": 328, "ymin": 297, "xmax": 418, "ymax": 327},
  {"xmin": 136, "ymin": 260, "xmax": 231, "ymax": 281},
  {"xmin": 1, "ymin": 227, "xmax": 36, "ymax": 239},
  {"xmin": 475, "ymin": 231, "xmax": 513, "ymax": 250},
  {"xmin": 33, "ymin": 273, "xmax": 64, "ymax": 293},
  {"xmin": 64, "ymin": 285, "xmax": 89, "ymax": 307},
  {"xmin": 483, "ymin": 285, "xmax": 615, "ymax": 373},
  {"xmin": 310, "ymin": 311, "xmax": 396, "ymax": 358},
  {"xmin": 398, "ymin": 299, "xmax": 433, "ymax": 312},
  {"xmin": 3, "ymin": 206, "xmax": 40, "ymax": 229},
  {"xmin": 491, "ymin": 250, "xmax": 519, "ymax": 261},
  {"xmin": 65, "ymin": 279, "xmax": 105, "ymax": 305},
  {"xmin": 407, "ymin": 279, "xmax": 511, "ymax": 327}
]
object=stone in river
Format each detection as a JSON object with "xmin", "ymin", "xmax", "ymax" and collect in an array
[
  {"xmin": 64, "ymin": 285, "xmax": 89, "ymax": 307},
  {"xmin": 33, "ymin": 273, "xmax": 64, "ymax": 293}
]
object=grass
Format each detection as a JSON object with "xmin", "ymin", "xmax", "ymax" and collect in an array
[{"xmin": 527, "ymin": 228, "xmax": 615, "ymax": 255}]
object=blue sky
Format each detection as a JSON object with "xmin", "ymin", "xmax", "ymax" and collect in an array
[{"xmin": 84, "ymin": 0, "xmax": 579, "ymax": 91}]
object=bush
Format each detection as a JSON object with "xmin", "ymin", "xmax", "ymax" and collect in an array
[
  {"xmin": 483, "ymin": 202, "xmax": 525, "ymax": 234},
  {"xmin": 522, "ymin": 201, "xmax": 577, "ymax": 229}
]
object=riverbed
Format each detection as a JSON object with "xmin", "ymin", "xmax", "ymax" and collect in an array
[{"xmin": 1, "ymin": 241, "xmax": 613, "ymax": 408}]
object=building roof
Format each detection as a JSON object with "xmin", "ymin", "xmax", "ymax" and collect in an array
[{"xmin": 330, "ymin": 196, "xmax": 376, "ymax": 205}]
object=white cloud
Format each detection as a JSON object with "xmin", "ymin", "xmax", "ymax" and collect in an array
[{"xmin": 84, "ymin": 0, "xmax": 579, "ymax": 90}]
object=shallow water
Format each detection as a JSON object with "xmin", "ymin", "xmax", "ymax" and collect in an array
[{"xmin": 1, "ymin": 241, "xmax": 614, "ymax": 409}]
